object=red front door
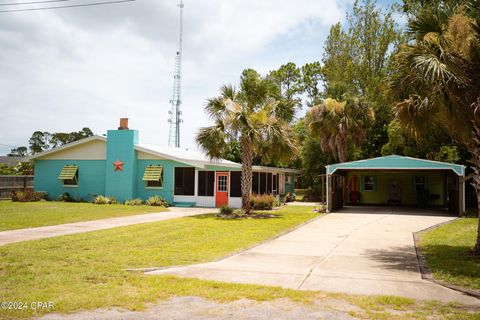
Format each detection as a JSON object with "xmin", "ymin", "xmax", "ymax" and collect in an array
[{"xmin": 215, "ymin": 172, "xmax": 229, "ymax": 207}]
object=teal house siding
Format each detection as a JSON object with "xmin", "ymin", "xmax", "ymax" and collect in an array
[
  {"xmin": 34, "ymin": 159, "xmax": 106, "ymax": 201},
  {"xmin": 105, "ymin": 129, "xmax": 139, "ymax": 202},
  {"xmin": 135, "ymin": 159, "xmax": 193, "ymax": 203}
]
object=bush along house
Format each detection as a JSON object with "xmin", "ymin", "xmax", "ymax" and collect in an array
[{"xmin": 29, "ymin": 119, "xmax": 298, "ymax": 207}]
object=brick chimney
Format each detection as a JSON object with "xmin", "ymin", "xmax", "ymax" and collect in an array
[{"xmin": 118, "ymin": 118, "xmax": 129, "ymax": 130}]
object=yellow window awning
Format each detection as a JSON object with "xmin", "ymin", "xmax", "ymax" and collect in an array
[
  {"xmin": 143, "ymin": 165, "xmax": 163, "ymax": 182},
  {"xmin": 58, "ymin": 165, "xmax": 78, "ymax": 180}
]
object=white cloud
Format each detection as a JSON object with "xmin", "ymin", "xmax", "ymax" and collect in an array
[{"xmin": 0, "ymin": 0, "xmax": 350, "ymax": 154}]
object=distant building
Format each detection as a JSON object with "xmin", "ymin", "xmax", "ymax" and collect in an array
[{"xmin": 0, "ymin": 156, "xmax": 23, "ymax": 167}]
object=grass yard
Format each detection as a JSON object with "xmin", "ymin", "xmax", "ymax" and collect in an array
[
  {"xmin": 419, "ymin": 217, "xmax": 480, "ymax": 290},
  {"xmin": 0, "ymin": 205, "xmax": 477, "ymax": 319},
  {"xmin": 0, "ymin": 205, "xmax": 317, "ymax": 318},
  {"xmin": 0, "ymin": 201, "xmax": 166, "ymax": 231}
]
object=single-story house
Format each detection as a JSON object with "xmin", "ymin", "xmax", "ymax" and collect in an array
[
  {"xmin": 28, "ymin": 119, "xmax": 298, "ymax": 207},
  {"xmin": 325, "ymin": 155, "xmax": 465, "ymax": 215}
]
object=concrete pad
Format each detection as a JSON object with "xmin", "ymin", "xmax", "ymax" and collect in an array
[
  {"xmin": 0, "ymin": 207, "xmax": 213, "ymax": 246},
  {"xmin": 310, "ymin": 255, "xmax": 420, "ymax": 280},
  {"xmin": 160, "ymin": 266, "xmax": 306, "ymax": 289},
  {"xmin": 249, "ymin": 240, "xmax": 338, "ymax": 257},
  {"xmin": 210, "ymin": 252, "xmax": 323, "ymax": 274},
  {"xmin": 149, "ymin": 207, "xmax": 480, "ymax": 306}
]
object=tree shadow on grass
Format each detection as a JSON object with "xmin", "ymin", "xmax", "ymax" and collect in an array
[
  {"xmin": 363, "ymin": 246, "xmax": 420, "ymax": 272},
  {"xmin": 422, "ymin": 244, "xmax": 480, "ymax": 286}
]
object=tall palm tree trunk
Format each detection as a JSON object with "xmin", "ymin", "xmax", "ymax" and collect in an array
[
  {"xmin": 241, "ymin": 137, "xmax": 253, "ymax": 214},
  {"xmin": 475, "ymin": 188, "xmax": 480, "ymax": 256},
  {"xmin": 469, "ymin": 127, "xmax": 480, "ymax": 255}
]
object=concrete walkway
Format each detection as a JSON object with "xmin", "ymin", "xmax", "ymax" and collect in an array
[
  {"xmin": 149, "ymin": 207, "xmax": 480, "ymax": 305},
  {"xmin": 0, "ymin": 207, "xmax": 212, "ymax": 246}
]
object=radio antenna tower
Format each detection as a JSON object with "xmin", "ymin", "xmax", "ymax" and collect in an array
[{"xmin": 168, "ymin": 0, "xmax": 184, "ymax": 148}]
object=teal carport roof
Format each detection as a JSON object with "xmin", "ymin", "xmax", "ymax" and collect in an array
[{"xmin": 326, "ymin": 155, "xmax": 464, "ymax": 176}]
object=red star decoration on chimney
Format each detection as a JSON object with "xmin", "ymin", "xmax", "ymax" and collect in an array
[{"xmin": 113, "ymin": 160, "xmax": 124, "ymax": 172}]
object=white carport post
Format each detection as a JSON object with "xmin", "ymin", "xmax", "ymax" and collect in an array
[{"xmin": 326, "ymin": 171, "xmax": 331, "ymax": 213}]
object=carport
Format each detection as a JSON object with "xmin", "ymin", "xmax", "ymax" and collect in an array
[{"xmin": 325, "ymin": 155, "xmax": 465, "ymax": 215}]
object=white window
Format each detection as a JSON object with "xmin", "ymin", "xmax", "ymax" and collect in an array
[
  {"xmin": 415, "ymin": 176, "xmax": 426, "ymax": 192},
  {"xmin": 363, "ymin": 176, "xmax": 376, "ymax": 191},
  {"xmin": 217, "ymin": 175, "xmax": 227, "ymax": 192}
]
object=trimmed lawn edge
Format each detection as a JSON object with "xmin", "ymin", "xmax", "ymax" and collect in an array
[
  {"xmin": 127, "ymin": 209, "xmax": 326, "ymax": 272},
  {"xmin": 413, "ymin": 218, "xmax": 480, "ymax": 299}
]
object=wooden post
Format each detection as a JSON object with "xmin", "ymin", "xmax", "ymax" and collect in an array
[
  {"xmin": 321, "ymin": 175, "xmax": 326, "ymax": 204},
  {"xmin": 458, "ymin": 175, "xmax": 465, "ymax": 216},
  {"xmin": 326, "ymin": 175, "xmax": 332, "ymax": 212}
]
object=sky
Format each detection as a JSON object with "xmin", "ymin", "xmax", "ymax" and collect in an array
[{"xmin": 0, "ymin": 0, "xmax": 400, "ymax": 155}]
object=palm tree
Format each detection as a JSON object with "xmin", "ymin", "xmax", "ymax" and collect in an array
[
  {"xmin": 390, "ymin": 1, "xmax": 480, "ymax": 254},
  {"xmin": 196, "ymin": 69, "xmax": 297, "ymax": 214},
  {"xmin": 305, "ymin": 98, "xmax": 375, "ymax": 163}
]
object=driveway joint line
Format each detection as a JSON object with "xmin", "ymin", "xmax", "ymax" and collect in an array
[{"xmin": 297, "ymin": 214, "xmax": 388, "ymax": 290}]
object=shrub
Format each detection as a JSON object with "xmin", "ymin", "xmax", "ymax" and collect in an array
[
  {"xmin": 59, "ymin": 192, "xmax": 76, "ymax": 202},
  {"xmin": 250, "ymin": 194, "xmax": 275, "ymax": 210},
  {"xmin": 146, "ymin": 195, "xmax": 168, "ymax": 207},
  {"xmin": 285, "ymin": 192, "xmax": 296, "ymax": 202},
  {"xmin": 93, "ymin": 195, "xmax": 111, "ymax": 205},
  {"xmin": 219, "ymin": 205, "xmax": 233, "ymax": 215},
  {"xmin": 303, "ymin": 188, "xmax": 321, "ymax": 202},
  {"xmin": 108, "ymin": 196, "xmax": 118, "ymax": 205},
  {"xmin": 232, "ymin": 208, "xmax": 245, "ymax": 217},
  {"xmin": 11, "ymin": 190, "xmax": 46, "ymax": 202},
  {"xmin": 125, "ymin": 198, "xmax": 144, "ymax": 206}
]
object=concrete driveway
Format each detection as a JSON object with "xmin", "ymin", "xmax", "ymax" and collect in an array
[{"xmin": 149, "ymin": 207, "xmax": 480, "ymax": 305}]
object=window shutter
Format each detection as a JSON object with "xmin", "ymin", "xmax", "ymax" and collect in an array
[
  {"xmin": 58, "ymin": 165, "xmax": 78, "ymax": 180},
  {"xmin": 142, "ymin": 165, "xmax": 163, "ymax": 183}
]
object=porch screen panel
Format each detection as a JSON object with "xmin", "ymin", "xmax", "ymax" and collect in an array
[
  {"xmin": 198, "ymin": 171, "xmax": 214, "ymax": 196},
  {"xmin": 267, "ymin": 173, "xmax": 272, "ymax": 194},
  {"xmin": 273, "ymin": 174, "xmax": 278, "ymax": 194},
  {"xmin": 260, "ymin": 172, "xmax": 267, "ymax": 194},
  {"xmin": 230, "ymin": 171, "xmax": 241, "ymax": 197},
  {"xmin": 174, "ymin": 167, "xmax": 195, "ymax": 195},
  {"xmin": 205, "ymin": 171, "xmax": 214, "ymax": 196},
  {"xmin": 252, "ymin": 172, "xmax": 259, "ymax": 194}
]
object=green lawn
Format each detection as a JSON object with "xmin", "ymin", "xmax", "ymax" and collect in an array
[
  {"xmin": 0, "ymin": 201, "xmax": 166, "ymax": 231},
  {"xmin": 0, "ymin": 205, "xmax": 477, "ymax": 319},
  {"xmin": 419, "ymin": 217, "xmax": 480, "ymax": 290},
  {"xmin": 0, "ymin": 205, "xmax": 318, "ymax": 318}
]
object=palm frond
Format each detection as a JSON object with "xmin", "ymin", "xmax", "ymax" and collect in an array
[{"xmin": 195, "ymin": 124, "xmax": 229, "ymax": 159}]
